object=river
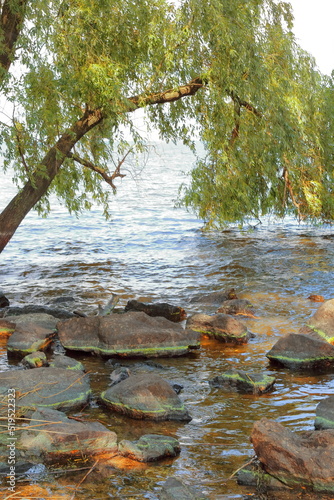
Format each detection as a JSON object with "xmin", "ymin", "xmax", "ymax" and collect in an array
[{"xmin": 0, "ymin": 142, "xmax": 334, "ymax": 499}]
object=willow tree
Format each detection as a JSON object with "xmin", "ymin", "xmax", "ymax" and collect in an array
[{"xmin": 0, "ymin": 0, "xmax": 331, "ymax": 253}]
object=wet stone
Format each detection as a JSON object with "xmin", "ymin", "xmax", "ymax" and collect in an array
[
  {"xmin": 0, "ymin": 367, "xmax": 90, "ymax": 412},
  {"xmin": 0, "ymin": 292, "xmax": 9, "ymax": 308},
  {"xmin": 49, "ymin": 354, "xmax": 85, "ymax": 371},
  {"xmin": 209, "ymin": 369, "xmax": 276, "ymax": 394},
  {"xmin": 22, "ymin": 351, "xmax": 48, "ymax": 368},
  {"xmin": 216, "ymin": 298, "xmax": 255, "ymax": 317},
  {"xmin": 100, "ymin": 373, "xmax": 191, "ymax": 421},
  {"xmin": 19, "ymin": 407, "xmax": 118, "ymax": 463},
  {"xmin": 299, "ymin": 298, "xmax": 334, "ymax": 344},
  {"xmin": 7, "ymin": 322, "xmax": 56, "ymax": 357},
  {"xmin": 124, "ymin": 299, "xmax": 187, "ymax": 322},
  {"xmin": 251, "ymin": 418, "xmax": 334, "ymax": 494},
  {"xmin": 57, "ymin": 311, "xmax": 200, "ymax": 358},
  {"xmin": 187, "ymin": 313, "xmax": 250, "ymax": 343},
  {"xmin": 118, "ymin": 434, "xmax": 180, "ymax": 462},
  {"xmin": 189, "ymin": 288, "xmax": 238, "ymax": 305},
  {"xmin": 266, "ymin": 333, "xmax": 334, "ymax": 371},
  {"xmin": 315, "ymin": 395, "xmax": 334, "ymax": 430},
  {"xmin": 158, "ymin": 477, "xmax": 209, "ymax": 500}
]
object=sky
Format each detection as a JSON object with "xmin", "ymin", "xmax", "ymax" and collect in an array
[{"xmin": 289, "ymin": 0, "xmax": 334, "ymax": 75}]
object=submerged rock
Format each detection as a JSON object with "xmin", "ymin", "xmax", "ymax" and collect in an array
[
  {"xmin": 20, "ymin": 407, "xmax": 117, "ymax": 463},
  {"xmin": 109, "ymin": 367, "xmax": 130, "ymax": 386},
  {"xmin": 58, "ymin": 312, "xmax": 200, "ymax": 358},
  {"xmin": 22, "ymin": 351, "xmax": 48, "ymax": 368},
  {"xmin": 209, "ymin": 369, "xmax": 275, "ymax": 394},
  {"xmin": 7, "ymin": 322, "xmax": 56, "ymax": 357},
  {"xmin": 187, "ymin": 313, "xmax": 250, "ymax": 343},
  {"xmin": 250, "ymin": 418, "xmax": 334, "ymax": 494},
  {"xmin": 315, "ymin": 396, "xmax": 334, "ymax": 430},
  {"xmin": 118, "ymin": 434, "xmax": 180, "ymax": 462},
  {"xmin": 125, "ymin": 299, "xmax": 187, "ymax": 322},
  {"xmin": 300, "ymin": 298, "xmax": 334, "ymax": 344},
  {"xmin": 189, "ymin": 288, "xmax": 237, "ymax": 305},
  {"xmin": 158, "ymin": 477, "xmax": 209, "ymax": 500},
  {"xmin": 216, "ymin": 299, "xmax": 255, "ymax": 317},
  {"xmin": 100, "ymin": 373, "xmax": 191, "ymax": 421},
  {"xmin": 0, "ymin": 367, "xmax": 90, "ymax": 412},
  {"xmin": 266, "ymin": 333, "xmax": 334, "ymax": 371}
]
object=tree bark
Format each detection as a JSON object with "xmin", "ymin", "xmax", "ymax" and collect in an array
[
  {"xmin": 0, "ymin": 0, "xmax": 28, "ymax": 72},
  {"xmin": 0, "ymin": 78, "xmax": 204, "ymax": 253}
]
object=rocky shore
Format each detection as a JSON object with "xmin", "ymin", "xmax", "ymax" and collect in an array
[{"xmin": 1, "ymin": 290, "xmax": 334, "ymax": 498}]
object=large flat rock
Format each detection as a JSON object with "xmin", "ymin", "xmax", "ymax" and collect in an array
[
  {"xmin": 300, "ymin": 299, "xmax": 334, "ymax": 344},
  {"xmin": 19, "ymin": 407, "xmax": 117, "ymax": 463},
  {"xmin": 57, "ymin": 312, "xmax": 200, "ymax": 357},
  {"xmin": 0, "ymin": 368, "xmax": 90, "ymax": 413}
]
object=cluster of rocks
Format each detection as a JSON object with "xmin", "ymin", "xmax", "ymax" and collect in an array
[{"xmin": 2, "ymin": 289, "xmax": 334, "ymax": 497}]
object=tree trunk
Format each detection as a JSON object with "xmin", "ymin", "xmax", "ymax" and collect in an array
[{"xmin": 0, "ymin": 108, "xmax": 103, "ymax": 253}]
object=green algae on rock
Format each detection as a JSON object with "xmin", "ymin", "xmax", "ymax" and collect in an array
[
  {"xmin": 0, "ymin": 367, "xmax": 90, "ymax": 412},
  {"xmin": 315, "ymin": 396, "xmax": 334, "ymax": 430},
  {"xmin": 266, "ymin": 333, "xmax": 334, "ymax": 371},
  {"xmin": 19, "ymin": 407, "xmax": 118, "ymax": 463},
  {"xmin": 209, "ymin": 369, "xmax": 276, "ymax": 394},
  {"xmin": 22, "ymin": 351, "xmax": 48, "ymax": 368},
  {"xmin": 7, "ymin": 322, "xmax": 56, "ymax": 357},
  {"xmin": 118, "ymin": 434, "xmax": 180, "ymax": 462},
  {"xmin": 100, "ymin": 373, "xmax": 191, "ymax": 421},
  {"xmin": 187, "ymin": 313, "xmax": 250, "ymax": 343},
  {"xmin": 57, "ymin": 312, "xmax": 200, "ymax": 358}
]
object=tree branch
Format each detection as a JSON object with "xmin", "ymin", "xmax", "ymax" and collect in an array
[
  {"xmin": 67, "ymin": 152, "xmax": 127, "ymax": 193},
  {"xmin": 126, "ymin": 77, "xmax": 204, "ymax": 111}
]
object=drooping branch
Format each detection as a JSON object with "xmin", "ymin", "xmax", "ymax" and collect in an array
[
  {"xmin": 0, "ymin": 0, "xmax": 28, "ymax": 72},
  {"xmin": 227, "ymin": 89, "xmax": 262, "ymax": 149}
]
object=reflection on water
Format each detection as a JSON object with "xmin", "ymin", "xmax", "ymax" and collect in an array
[{"xmin": 1, "ymin": 143, "xmax": 334, "ymax": 498}]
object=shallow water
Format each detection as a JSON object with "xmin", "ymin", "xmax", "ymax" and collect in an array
[{"xmin": 0, "ymin": 142, "xmax": 334, "ymax": 499}]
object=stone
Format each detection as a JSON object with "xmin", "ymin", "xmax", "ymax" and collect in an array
[
  {"xmin": 22, "ymin": 351, "xmax": 48, "ymax": 368},
  {"xmin": 299, "ymin": 298, "xmax": 334, "ymax": 344},
  {"xmin": 100, "ymin": 373, "xmax": 191, "ymax": 421},
  {"xmin": 266, "ymin": 333, "xmax": 334, "ymax": 371},
  {"xmin": 0, "ymin": 305, "xmax": 74, "ymax": 319},
  {"xmin": 57, "ymin": 311, "xmax": 200, "ymax": 358},
  {"xmin": 19, "ymin": 407, "xmax": 117, "ymax": 463},
  {"xmin": 0, "ymin": 292, "xmax": 9, "ymax": 308},
  {"xmin": 217, "ymin": 299, "xmax": 255, "ymax": 317},
  {"xmin": 209, "ymin": 369, "xmax": 276, "ymax": 394},
  {"xmin": 0, "ymin": 319, "xmax": 15, "ymax": 335},
  {"xmin": 187, "ymin": 313, "xmax": 250, "ymax": 343},
  {"xmin": 49, "ymin": 355, "xmax": 85, "ymax": 371},
  {"xmin": 125, "ymin": 299, "xmax": 187, "ymax": 322},
  {"xmin": 315, "ymin": 396, "xmax": 334, "ymax": 430},
  {"xmin": 0, "ymin": 367, "xmax": 90, "ymax": 412},
  {"xmin": 158, "ymin": 477, "xmax": 209, "ymax": 499},
  {"xmin": 109, "ymin": 367, "xmax": 130, "ymax": 386},
  {"xmin": 7, "ymin": 322, "xmax": 56, "ymax": 356},
  {"xmin": 251, "ymin": 418, "xmax": 334, "ymax": 493},
  {"xmin": 190, "ymin": 288, "xmax": 238, "ymax": 305},
  {"xmin": 118, "ymin": 434, "xmax": 180, "ymax": 462},
  {"xmin": 4, "ymin": 313, "xmax": 59, "ymax": 330}
]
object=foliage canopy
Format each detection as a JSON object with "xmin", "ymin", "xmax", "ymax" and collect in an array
[{"xmin": 0, "ymin": 0, "xmax": 333, "ymax": 251}]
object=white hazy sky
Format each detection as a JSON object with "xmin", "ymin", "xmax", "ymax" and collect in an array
[{"xmin": 289, "ymin": 0, "xmax": 334, "ymax": 75}]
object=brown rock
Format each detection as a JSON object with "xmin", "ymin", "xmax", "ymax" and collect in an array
[{"xmin": 251, "ymin": 418, "xmax": 334, "ymax": 493}]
